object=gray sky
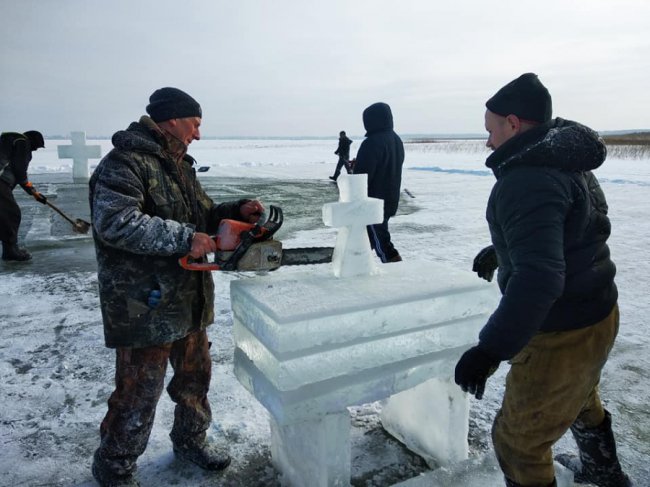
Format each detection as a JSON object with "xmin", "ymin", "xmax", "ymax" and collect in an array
[{"xmin": 2, "ymin": 0, "xmax": 649, "ymax": 137}]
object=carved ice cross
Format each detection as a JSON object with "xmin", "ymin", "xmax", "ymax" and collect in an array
[
  {"xmin": 57, "ymin": 131, "xmax": 101, "ymax": 183},
  {"xmin": 322, "ymin": 174, "xmax": 384, "ymax": 278}
]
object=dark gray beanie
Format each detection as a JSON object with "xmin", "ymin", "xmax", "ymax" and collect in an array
[
  {"xmin": 486, "ymin": 73, "xmax": 552, "ymax": 123},
  {"xmin": 146, "ymin": 87, "xmax": 202, "ymax": 123}
]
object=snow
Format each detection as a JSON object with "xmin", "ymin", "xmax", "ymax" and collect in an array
[{"xmin": 1, "ymin": 137, "xmax": 649, "ymax": 486}]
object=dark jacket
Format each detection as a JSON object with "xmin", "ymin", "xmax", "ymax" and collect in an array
[
  {"xmin": 479, "ymin": 118, "xmax": 617, "ymax": 360},
  {"xmin": 353, "ymin": 103, "xmax": 405, "ymax": 217},
  {"xmin": 89, "ymin": 117, "xmax": 245, "ymax": 348},
  {"xmin": 0, "ymin": 132, "xmax": 32, "ymax": 188},
  {"xmin": 335, "ymin": 134, "xmax": 352, "ymax": 160}
]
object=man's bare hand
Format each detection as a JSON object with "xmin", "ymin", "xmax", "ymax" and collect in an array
[
  {"xmin": 240, "ymin": 200, "xmax": 265, "ymax": 223},
  {"xmin": 189, "ymin": 232, "xmax": 217, "ymax": 258}
]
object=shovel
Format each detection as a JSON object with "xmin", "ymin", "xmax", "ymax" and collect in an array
[{"xmin": 45, "ymin": 200, "xmax": 91, "ymax": 234}]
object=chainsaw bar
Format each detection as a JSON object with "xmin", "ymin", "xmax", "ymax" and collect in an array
[{"xmin": 281, "ymin": 247, "xmax": 334, "ymax": 266}]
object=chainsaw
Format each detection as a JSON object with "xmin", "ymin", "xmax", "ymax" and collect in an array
[{"xmin": 179, "ymin": 205, "xmax": 334, "ymax": 271}]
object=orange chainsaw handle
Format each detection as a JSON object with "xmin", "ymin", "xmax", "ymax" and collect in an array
[{"xmin": 178, "ymin": 254, "xmax": 222, "ymax": 271}]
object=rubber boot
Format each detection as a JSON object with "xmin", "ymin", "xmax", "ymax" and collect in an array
[
  {"xmin": 505, "ymin": 478, "xmax": 556, "ymax": 487},
  {"xmin": 1, "ymin": 241, "xmax": 32, "ymax": 261},
  {"xmin": 555, "ymin": 410, "xmax": 632, "ymax": 487},
  {"xmin": 91, "ymin": 449, "xmax": 140, "ymax": 487},
  {"xmin": 172, "ymin": 437, "xmax": 231, "ymax": 471}
]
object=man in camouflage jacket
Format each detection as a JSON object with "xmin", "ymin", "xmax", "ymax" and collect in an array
[{"xmin": 89, "ymin": 87, "xmax": 263, "ymax": 487}]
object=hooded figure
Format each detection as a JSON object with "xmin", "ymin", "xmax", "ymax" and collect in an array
[
  {"xmin": 0, "ymin": 131, "xmax": 46, "ymax": 261},
  {"xmin": 353, "ymin": 102, "xmax": 404, "ymax": 263}
]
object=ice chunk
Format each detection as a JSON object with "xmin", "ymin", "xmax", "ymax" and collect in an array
[
  {"xmin": 232, "ymin": 259, "xmax": 499, "ymax": 422},
  {"xmin": 380, "ymin": 378, "xmax": 470, "ymax": 467},
  {"xmin": 230, "ymin": 178, "xmax": 501, "ymax": 485},
  {"xmin": 392, "ymin": 453, "xmax": 575, "ymax": 487},
  {"xmin": 270, "ymin": 410, "xmax": 350, "ymax": 487}
]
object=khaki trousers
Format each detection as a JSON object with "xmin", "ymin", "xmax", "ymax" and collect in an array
[
  {"xmin": 492, "ymin": 305, "xmax": 619, "ymax": 486},
  {"xmin": 97, "ymin": 328, "xmax": 213, "ymax": 474}
]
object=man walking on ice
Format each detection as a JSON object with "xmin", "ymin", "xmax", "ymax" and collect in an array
[{"xmin": 455, "ymin": 73, "xmax": 632, "ymax": 487}]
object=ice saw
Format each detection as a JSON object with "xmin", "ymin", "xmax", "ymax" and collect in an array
[{"xmin": 179, "ymin": 205, "xmax": 334, "ymax": 271}]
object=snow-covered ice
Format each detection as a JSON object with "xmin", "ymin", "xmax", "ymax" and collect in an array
[{"xmin": 1, "ymin": 137, "xmax": 648, "ymax": 486}]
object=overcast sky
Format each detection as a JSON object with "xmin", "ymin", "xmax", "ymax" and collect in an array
[{"xmin": 2, "ymin": 0, "xmax": 649, "ymax": 137}]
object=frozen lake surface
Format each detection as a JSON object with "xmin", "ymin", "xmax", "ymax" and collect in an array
[{"xmin": 1, "ymin": 138, "xmax": 648, "ymax": 486}]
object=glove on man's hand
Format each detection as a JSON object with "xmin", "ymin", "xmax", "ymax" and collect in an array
[
  {"xmin": 472, "ymin": 245, "xmax": 498, "ymax": 282},
  {"xmin": 454, "ymin": 345, "xmax": 500, "ymax": 400},
  {"xmin": 22, "ymin": 181, "xmax": 47, "ymax": 204}
]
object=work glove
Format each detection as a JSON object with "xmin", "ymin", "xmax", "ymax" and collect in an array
[
  {"xmin": 472, "ymin": 245, "xmax": 497, "ymax": 282},
  {"xmin": 32, "ymin": 191, "xmax": 47, "ymax": 204},
  {"xmin": 148, "ymin": 289, "xmax": 162, "ymax": 309},
  {"xmin": 22, "ymin": 181, "xmax": 47, "ymax": 204},
  {"xmin": 454, "ymin": 345, "xmax": 500, "ymax": 400}
]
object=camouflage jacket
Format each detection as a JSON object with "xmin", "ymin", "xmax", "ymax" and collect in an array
[{"xmin": 89, "ymin": 117, "xmax": 245, "ymax": 348}]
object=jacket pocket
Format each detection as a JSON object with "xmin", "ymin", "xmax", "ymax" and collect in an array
[{"xmin": 126, "ymin": 297, "xmax": 152, "ymax": 320}]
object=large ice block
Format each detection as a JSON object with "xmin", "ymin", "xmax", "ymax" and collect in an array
[
  {"xmin": 231, "ymin": 174, "xmax": 499, "ymax": 486},
  {"xmin": 232, "ymin": 261, "xmax": 498, "ymax": 485}
]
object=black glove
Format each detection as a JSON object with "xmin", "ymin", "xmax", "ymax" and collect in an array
[
  {"xmin": 472, "ymin": 245, "xmax": 497, "ymax": 282},
  {"xmin": 33, "ymin": 191, "xmax": 47, "ymax": 204},
  {"xmin": 21, "ymin": 181, "xmax": 47, "ymax": 204},
  {"xmin": 454, "ymin": 345, "xmax": 500, "ymax": 400}
]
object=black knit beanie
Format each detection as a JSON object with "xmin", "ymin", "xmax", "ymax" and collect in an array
[
  {"xmin": 486, "ymin": 73, "xmax": 552, "ymax": 123},
  {"xmin": 23, "ymin": 130, "xmax": 45, "ymax": 149},
  {"xmin": 146, "ymin": 87, "xmax": 202, "ymax": 123}
]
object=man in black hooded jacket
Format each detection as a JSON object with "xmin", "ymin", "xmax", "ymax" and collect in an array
[
  {"xmin": 0, "ymin": 131, "xmax": 47, "ymax": 261},
  {"xmin": 455, "ymin": 74, "xmax": 631, "ymax": 487},
  {"xmin": 353, "ymin": 102, "xmax": 404, "ymax": 263}
]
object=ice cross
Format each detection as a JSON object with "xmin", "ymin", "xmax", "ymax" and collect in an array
[
  {"xmin": 322, "ymin": 174, "xmax": 383, "ymax": 278},
  {"xmin": 57, "ymin": 131, "xmax": 101, "ymax": 183}
]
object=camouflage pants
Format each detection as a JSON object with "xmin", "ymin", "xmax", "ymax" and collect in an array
[
  {"xmin": 96, "ymin": 329, "xmax": 212, "ymax": 475},
  {"xmin": 492, "ymin": 304, "xmax": 619, "ymax": 486}
]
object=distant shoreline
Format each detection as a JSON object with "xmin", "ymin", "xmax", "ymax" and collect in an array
[
  {"xmin": 41, "ymin": 130, "xmax": 650, "ymax": 143},
  {"xmin": 602, "ymin": 132, "xmax": 650, "ymax": 146}
]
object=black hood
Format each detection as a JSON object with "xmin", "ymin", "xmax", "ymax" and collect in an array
[
  {"xmin": 363, "ymin": 102, "xmax": 394, "ymax": 136},
  {"xmin": 486, "ymin": 118, "xmax": 607, "ymax": 177}
]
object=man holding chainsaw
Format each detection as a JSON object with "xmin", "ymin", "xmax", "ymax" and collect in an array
[
  {"xmin": 455, "ymin": 74, "xmax": 630, "ymax": 487},
  {"xmin": 89, "ymin": 87, "xmax": 263, "ymax": 487},
  {"xmin": 0, "ymin": 130, "xmax": 46, "ymax": 261}
]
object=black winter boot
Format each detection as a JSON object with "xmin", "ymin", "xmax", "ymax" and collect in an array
[
  {"xmin": 505, "ymin": 477, "xmax": 556, "ymax": 486},
  {"xmin": 91, "ymin": 449, "xmax": 140, "ymax": 487},
  {"xmin": 555, "ymin": 411, "xmax": 632, "ymax": 487},
  {"xmin": 172, "ymin": 438, "xmax": 231, "ymax": 471},
  {"xmin": 2, "ymin": 242, "xmax": 31, "ymax": 261}
]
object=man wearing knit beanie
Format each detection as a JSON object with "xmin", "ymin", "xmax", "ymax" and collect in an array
[
  {"xmin": 455, "ymin": 74, "xmax": 631, "ymax": 487},
  {"xmin": 0, "ymin": 130, "xmax": 47, "ymax": 261},
  {"xmin": 89, "ymin": 88, "xmax": 264, "ymax": 486},
  {"xmin": 146, "ymin": 87, "xmax": 203, "ymax": 124}
]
